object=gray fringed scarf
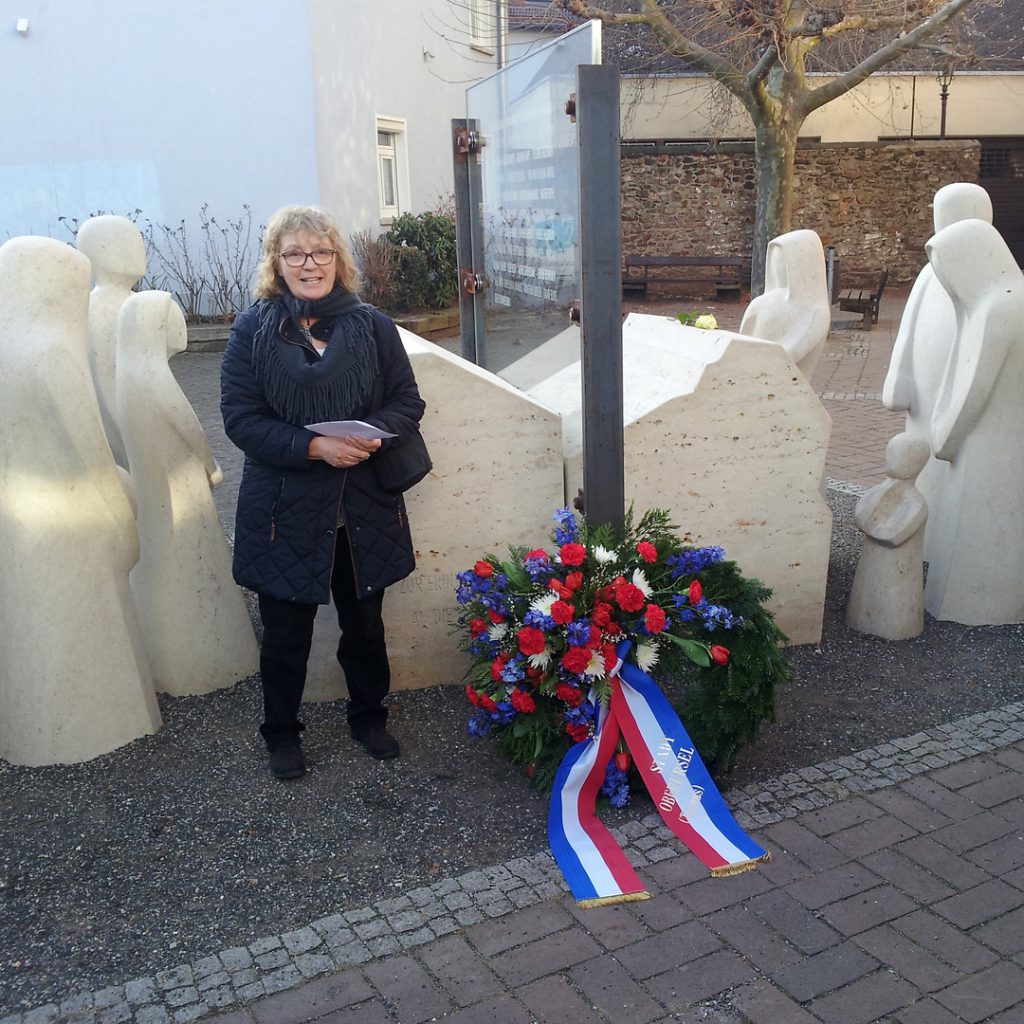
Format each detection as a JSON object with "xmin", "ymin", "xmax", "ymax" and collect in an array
[{"xmin": 251, "ymin": 286, "xmax": 379, "ymax": 427}]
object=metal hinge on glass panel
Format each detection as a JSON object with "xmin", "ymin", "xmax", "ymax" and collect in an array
[
  {"xmin": 460, "ymin": 267, "xmax": 489, "ymax": 298},
  {"xmin": 454, "ymin": 129, "xmax": 484, "ymax": 157}
]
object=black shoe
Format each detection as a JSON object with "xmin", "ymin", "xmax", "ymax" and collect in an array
[
  {"xmin": 354, "ymin": 727, "xmax": 400, "ymax": 761},
  {"xmin": 268, "ymin": 744, "xmax": 306, "ymax": 780}
]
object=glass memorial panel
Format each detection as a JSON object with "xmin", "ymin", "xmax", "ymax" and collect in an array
[{"xmin": 466, "ymin": 20, "xmax": 600, "ymax": 372}]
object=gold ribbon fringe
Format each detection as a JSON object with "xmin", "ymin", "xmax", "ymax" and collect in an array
[
  {"xmin": 577, "ymin": 890, "xmax": 652, "ymax": 909},
  {"xmin": 710, "ymin": 851, "xmax": 773, "ymax": 878}
]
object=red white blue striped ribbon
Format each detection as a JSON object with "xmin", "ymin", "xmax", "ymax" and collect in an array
[{"xmin": 548, "ymin": 639, "xmax": 769, "ymax": 906}]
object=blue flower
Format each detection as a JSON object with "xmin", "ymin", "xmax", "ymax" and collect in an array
[
  {"xmin": 553, "ymin": 506, "xmax": 579, "ymax": 545},
  {"xmin": 500, "ymin": 656, "xmax": 526, "ymax": 683},
  {"xmin": 523, "ymin": 553, "xmax": 552, "ymax": 581},
  {"xmin": 702, "ymin": 603, "xmax": 743, "ymax": 631},
  {"xmin": 667, "ymin": 546, "xmax": 725, "ymax": 579},
  {"xmin": 563, "ymin": 701, "xmax": 595, "ymax": 727},
  {"xmin": 523, "ymin": 608, "xmax": 556, "ymax": 632},
  {"xmin": 566, "ymin": 620, "xmax": 592, "ymax": 647},
  {"xmin": 601, "ymin": 760, "xmax": 631, "ymax": 808},
  {"xmin": 467, "ymin": 712, "xmax": 492, "ymax": 737},
  {"xmin": 490, "ymin": 701, "xmax": 516, "ymax": 726}
]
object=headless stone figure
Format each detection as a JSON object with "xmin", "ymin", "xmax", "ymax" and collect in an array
[
  {"xmin": 882, "ymin": 183, "xmax": 993, "ymax": 556},
  {"xmin": 0, "ymin": 237, "xmax": 161, "ymax": 766},
  {"xmin": 846, "ymin": 433, "xmax": 930, "ymax": 640},
  {"xmin": 116, "ymin": 290, "xmax": 260, "ymax": 696},
  {"xmin": 76, "ymin": 215, "xmax": 147, "ymax": 469},
  {"xmin": 739, "ymin": 229, "xmax": 831, "ymax": 380},
  {"xmin": 924, "ymin": 219, "xmax": 1024, "ymax": 625}
]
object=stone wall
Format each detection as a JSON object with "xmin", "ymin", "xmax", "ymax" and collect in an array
[{"xmin": 621, "ymin": 140, "xmax": 981, "ymax": 286}]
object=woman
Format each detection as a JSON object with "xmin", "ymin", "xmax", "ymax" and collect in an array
[{"xmin": 221, "ymin": 205, "xmax": 424, "ymax": 780}]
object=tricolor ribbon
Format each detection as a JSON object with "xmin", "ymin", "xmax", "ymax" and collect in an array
[{"xmin": 548, "ymin": 639, "xmax": 769, "ymax": 907}]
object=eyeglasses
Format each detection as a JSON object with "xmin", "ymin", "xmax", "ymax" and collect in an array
[{"xmin": 278, "ymin": 248, "xmax": 336, "ymax": 268}]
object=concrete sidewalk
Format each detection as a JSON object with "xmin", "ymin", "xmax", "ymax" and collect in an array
[{"xmin": 9, "ymin": 289, "xmax": 1024, "ymax": 1024}]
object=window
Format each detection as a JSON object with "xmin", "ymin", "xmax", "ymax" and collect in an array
[
  {"xmin": 470, "ymin": 0, "xmax": 493, "ymax": 53},
  {"xmin": 376, "ymin": 117, "xmax": 408, "ymax": 224}
]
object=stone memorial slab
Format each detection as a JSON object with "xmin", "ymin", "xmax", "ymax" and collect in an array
[
  {"xmin": 303, "ymin": 329, "xmax": 565, "ymax": 698},
  {"xmin": 527, "ymin": 312, "xmax": 832, "ymax": 645},
  {"xmin": 117, "ymin": 290, "xmax": 259, "ymax": 695},
  {"xmin": 0, "ymin": 237, "xmax": 160, "ymax": 766}
]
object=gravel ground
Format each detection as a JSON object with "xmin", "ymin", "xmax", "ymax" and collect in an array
[{"xmin": 2, "ymin": 485, "xmax": 1023, "ymax": 1014}]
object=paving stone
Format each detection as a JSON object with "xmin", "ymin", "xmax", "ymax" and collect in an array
[
  {"xmin": 892, "ymin": 909, "xmax": 1000, "ymax": 972},
  {"xmin": 854, "ymin": 923, "xmax": 963, "ymax": 992},
  {"xmin": 465, "ymin": 902, "xmax": 575, "ymax": 957},
  {"xmin": 564, "ymin": 895, "xmax": 651, "ymax": 950},
  {"xmin": 134, "ymin": 1007, "xmax": 171, "ymax": 1024},
  {"xmin": 900, "ymin": 777, "xmax": 983, "ymax": 821},
  {"xmin": 675, "ymin": 868, "xmax": 773, "ymax": 916},
  {"xmin": 746, "ymin": 889, "xmax": 842, "ymax": 955},
  {"xmin": 353, "ymin": 918, "xmax": 392, "ymax": 941},
  {"xmin": 614, "ymin": 920, "xmax": 721, "ymax": 981},
  {"xmin": 201, "ymin": 985, "xmax": 236, "ymax": 1009},
  {"xmin": 930, "ymin": 756, "xmax": 1014, "ymax": 791},
  {"xmin": 895, "ymin": 997, "xmax": 968, "ymax": 1024},
  {"xmin": 966, "ymin": 831, "xmax": 1024, "ymax": 875},
  {"xmin": 801, "ymin": 796, "xmax": 883, "ymax": 837},
  {"xmin": 703, "ymin": 905, "xmax": 804, "ymax": 973},
  {"xmin": 820, "ymin": 883, "xmax": 919, "ymax": 935},
  {"xmin": 627, "ymin": 891, "xmax": 694, "ymax": 932},
  {"xmin": 300, "ymin": 997, "xmax": 392, "ymax": 1024},
  {"xmin": 808, "ymin": 969, "xmax": 918, "ymax": 1024},
  {"xmin": 785, "ymin": 861, "xmax": 882, "ymax": 910},
  {"xmin": 330, "ymin": 940, "xmax": 372, "ymax": 967},
  {"xmin": 760, "ymin": 820, "xmax": 849, "ymax": 872},
  {"xmin": 364, "ymin": 934, "xmax": 403, "ymax": 957},
  {"xmin": 729, "ymin": 978, "xmax": 822, "ymax": 1024},
  {"xmin": 195, "ymin": 970, "xmax": 231, "ymax": 992},
  {"xmin": 163, "ymin": 987, "xmax": 199, "ymax": 1009},
  {"xmin": 253, "ymin": 948, "xmax": 290, "ymax": 971},
  {"xmin": 280, "ymin": 927, "xmax": 321, "ymax": 955},
  {"xmin": 219, "ymin": 948, "xmax": 254, "ymax": 972},
  {"xmin": 932, "ymin": 878, "xmax": 1024, "ymax": 929},
  {"xmin": 928, "ymin": 811, "xmax": 1018, "ymax": 855},
  {"xmin": 865, "ymin": 787, "xmax": 954, "ymax": 832},
  {"xmin": 171, "ymin": 1005, "xmax": 206, "ymax": 1024},
  {"xmin": 343, "ymin": 907, "xmax": 376, "ymax": 924},
  {"xmin": 643, "ymin": 949, "xmax": 756, "ymax": 1008},
  {"xmin": 487, "ymin": 926, "xmax": 603, "ymax": 987},
  {"xmin": 93, "ymin": 989, "xmax": 124, "ymax": 1010},
  {"xmin": 642, "ymin": 853, "xmax": 710, "ymax": 890},
  {"xmin": 362, "ymin": 954, "xmax": 453, "ymax": 1024},
  {"xmin": 123, "ymin": 979, "xmax": 159, "ymax": 1007},
  {"xmin": 96, "ymin": 1004, "xmax": 130, "ymax": 1024},
  {"xmin": 972, "ymin": 904, "xmax": 1024, "ymax": 955},
  {"xmin": 770, "ymin": 940, "xmax": 878, "ymax": 1001},
  {"xmin": 828, "ymin": 813, "xmax": 921, "ymax": 858},
  {"xmin": 570, "ymin": 955, "xmax": 663, "ymax": 1024},
  {"xmin": 23, "ymin": 1008, "xmax": 58, "ymax": 1024},
  {"xmin": 259, "ymin": 964, "xmax": 302, "ymax": 996},
  {"xmin": 234, "ymin": 981, "xmax": 265, "ymax": 1002},
  {"xmin": 415, "ymin": 934, "xmax": 503, "ymax": 1008},
  {"xmin": 897, "ymin": 835, "xmax": 993, "ymax": 891},
  {"xmin": 248, "ymin": 968, "xmax": 373, "ymax": 1024},
  {"xmin": 960, "ymin": 772, "xmax": 1024, "ymax": 809},
  {"xmin": 424, "ymin": 994, "xmax": 532, "ymax": 1024},
  {"xmin": 933, "ymin": 960, "xmax": 1024, "ymax": 1023}
]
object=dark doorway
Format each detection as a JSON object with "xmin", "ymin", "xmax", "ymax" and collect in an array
[{"xmin": 979, "ymin": 138, "xmax": 1024, "ymax": 266}]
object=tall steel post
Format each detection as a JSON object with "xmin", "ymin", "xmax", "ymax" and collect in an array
[
  {"xmin": 575, "ymin": 64, "xmax": 624, "ymax": 532},
  {"xmin": 452, "ymin": 118, "xmax": 487, "ymax": 365}
]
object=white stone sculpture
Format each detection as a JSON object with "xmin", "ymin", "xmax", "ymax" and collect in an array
[
  {"xmin": 0, "ymin": 237, "xmax": 161, "ymax": 766},
  {"xmin": 527, "ymin": 313, "xmax": 832, "ymax": 645},
  {"xmin": 846, "ymin": 433, "xmax": 929, "ymax": 640},
  {"xmin": 923, "ymin": 218, "xmax": 1024, "ymax": 625},
  {"xmin": 882, "ymin": 183, "xmax": 993, "ymax": 553},
  {"xmin": 739, "ymin": 228, "xmax": 831, "ymax": 380},
  {"xmin": 117, "ymin": 290, "xmax": 259, "ymax": 695},
  {"xmin": 76, "ymin": 215, "xmax": 148, "ymax": 469}
]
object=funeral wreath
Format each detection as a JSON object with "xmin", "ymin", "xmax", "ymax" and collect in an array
[{"xmin": 455, "ymin": 507, "xmax": 791, "ymax": 804}]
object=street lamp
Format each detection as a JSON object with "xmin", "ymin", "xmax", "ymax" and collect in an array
[{"xmin": 937, "ymin": 59, "xmax": 955, "ymax": 138}]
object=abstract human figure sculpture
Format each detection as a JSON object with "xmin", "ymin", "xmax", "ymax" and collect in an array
[
  {"xmin": 117, "ymin": 290, "xmax": 259, "ymax": 695},
  {"xmin": 846, "ymin": 433, "xmax": 930, "ymax": 640},
  {"xmin": 882, "ymin": 183, "xmax": 993, "ymax": 553},
  {"xmin": 0, "ymin": 236, "xmax": 161, "ymax": 766},
  {"xmin": 923, "ymin": 218, "xmax": 1024, "ymax": 625},
  {"xmin": 76, "ymin": 215, "xmax": 148, "ymax": 469},
  {"xmin": 739, "ymin": 228, "xmax": 831, "ymax": 380}
]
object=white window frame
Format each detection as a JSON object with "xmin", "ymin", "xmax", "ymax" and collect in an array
[
  {"xmin": 469, "ymin": 0, "xmax": 493, "ymax": 55},
  {"xmin": 375, "ymin": 116, "xmax": 408, "ymax": 226}
]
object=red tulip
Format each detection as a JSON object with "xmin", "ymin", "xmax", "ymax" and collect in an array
[
  {"xmin": 710, "ymin": 645, "xmax": 730, "ymax": 665},
  {"xmin": 614, "ymin": 751, "xmax": 632, "ymax": 772},
  {"xmin": 689, "ymin": 580, "xmax": 703, "ymax": 605}
]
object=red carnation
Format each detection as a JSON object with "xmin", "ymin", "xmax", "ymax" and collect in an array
[
  {"xmin": 469, "ymin": 618, "xmax": 488, "ymax": 637},
  {"xmin": 487, "ymin": 609, "xmax": 505, "ymax": 625},
  {"xmin": 517, "ymin": 626, "xmax": 547, "ymax": 656},
  {"xmin": 644, "ymin": 603, "xmax": 667, "ymax": 633},
  {"xmin": 551, "ymin": 600, "xmax": 575, "ymax": 625},
  {"xmin": 710, "ymin": 644, "xmax": 730, "ymax": 665},
  {"xmin": 559, "ymin": 543, "xmax": 586, "ymax": 567},
  {"xmin": 689, "ymin": 579, "xmax": 703, "ymax": 605},
  {"xmin": 561, "ymin": 646, "xmax": 593, "ymax": 675},
  {"xmin": 555, "ymin": 683, "xmax": 584, "ymax": 706},
  {"xmin": 465, "ymin": 684, "xmax": 480, "ymax": 707},
  {"xmin": 478, "ymin": 691, "xmax": 498, "ymax": 712},
  {"xmin": 525, "ymin": 548, "xmax": 548, "ymax": 563},
  {"xmin": 636, "ymin": 541, "xmax": 657, "ymax": 563},
  {"xmin": 566, "ymin": 723, "xmax": 591, "ymax": 743},
  {"xmin": 604, "ymin": 621, "xmax": 622, "ymax": 636},
  {"xmin": 616, "ymin": 583, "xmax": 646, "ymax": 613},
  {"xmin": 474, "ymin": 560, "xmax": 493, "ymax": 578},
  {"xmin": 510, "ymin": 688, "xmax": 537, "ymax": 713},
  {"xmin": 591, "ymin": 602, "xmax": 613, "ymax": 628},
  {"xmin": 586, "ymin": 625, "xmax": 602, "ymax": 649},
  {"xmin": 548, "ymin": 579, "xmax": 573, "ymax": 600},
  {"xmin": 602, "ymin": 644, "xmax": 619, "ymax": 674},
  {"xmin": 489, "ymin": 653, "xmax": 509, "ymax": 681},
  {"xmin": 564, "ymin": 571, "xmax": 584, "ymax": 592}
]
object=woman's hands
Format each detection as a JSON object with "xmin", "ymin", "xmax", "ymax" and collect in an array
[{"xmin": 308, "ymin": 435, "xmax": 382, "ymax": 469}]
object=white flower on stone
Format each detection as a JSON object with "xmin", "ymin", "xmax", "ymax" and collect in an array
[
  {"xmin": 593, "ymin": 545, "xmax": 618, "ymax": 565},
  {"xmin": 635, "ymin": 641, "xmax": 660, "ymax": 672},
  {"xmin": 694, "ymin": 313, "xmax": 718, "ymax": 331},
  {"xmin": 631, "ymin": 568, "xmax": 652, "ymax": 597}
]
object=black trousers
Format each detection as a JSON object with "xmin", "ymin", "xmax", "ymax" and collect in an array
[{"xmin": 257, "ymin": 534, "xmax": 390, "ymax": 750}]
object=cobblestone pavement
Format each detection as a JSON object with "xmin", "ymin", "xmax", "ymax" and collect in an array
[{"xmin": 8, "ymin": 290, "xmax": 1023, "ymax": 1023}]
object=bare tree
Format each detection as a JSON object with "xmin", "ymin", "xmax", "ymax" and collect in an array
[{"xmin": 567, "ymin": 0, "xmax": 985, "ymax": 292}]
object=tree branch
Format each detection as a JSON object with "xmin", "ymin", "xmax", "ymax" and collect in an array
[{"xmin": 801, "ymin": 0, "xmax": 980, "ymax": 116}]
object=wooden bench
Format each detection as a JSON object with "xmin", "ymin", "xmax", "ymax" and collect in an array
[
  {"xmin": 622, "ymin": 254, "xmax": 747, "ymax": 300},
  {"xmin": 837, "ymin": 269, "xmax": 889, "ymax": 328}
]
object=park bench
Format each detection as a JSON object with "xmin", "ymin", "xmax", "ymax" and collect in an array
[
  {"xmin": 837, "ymin": 268, "xmax": 888, "ymax": 328},
  {"xmin": 622, "ymin": 254, "xmax": 747, "ymax": 300}
]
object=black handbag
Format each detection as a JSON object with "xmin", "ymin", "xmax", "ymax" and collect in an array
[{"xmin": 373, "ymin": 426, "xmax": 433, "ymax": 493}]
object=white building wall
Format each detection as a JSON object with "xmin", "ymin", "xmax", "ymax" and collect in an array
[{"xmin": 0, "ymin": 0, "xmax": 319, "ymax": 241}]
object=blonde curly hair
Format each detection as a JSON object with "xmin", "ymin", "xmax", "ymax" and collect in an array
[{"xmin": 254, "ymin": 205, "xmax": 361, "ymax": 299}]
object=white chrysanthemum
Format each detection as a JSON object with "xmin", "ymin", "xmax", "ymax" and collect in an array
[
  {"xmin": 631, "ymin": 567, "xmax": 652, "ymax": 597},
  {"xmin": 527, "ymin": 649, "xmax": 552, "ymax": 670},
  {"xmin": 585, "ymin": 649, "xmax": 607, "ymax": 679},
  {"xmin": 635, "ymin": 641, "xmax": 660, "ymax": 672},
  {"xmin": 593, "ymin": 545, "xmax": 618, "ymax": 565},
  {"xmin": 488, "ymin": 621, "xmax": 508, "ymax": 642},
  {"xmin": 529, "ymin": 592, "xmax": 557, "ymax": 615}
]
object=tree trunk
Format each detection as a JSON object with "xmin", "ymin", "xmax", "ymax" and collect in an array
[{"xmin": 750, "ymin": 111, "xmax": 800, "ymax": 296}]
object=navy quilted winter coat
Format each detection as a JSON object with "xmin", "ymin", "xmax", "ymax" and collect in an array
[{"xmin": 220, "ymin": 302, "xmax": 425, "ymax": 604}]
